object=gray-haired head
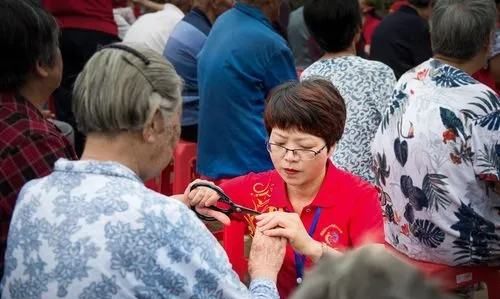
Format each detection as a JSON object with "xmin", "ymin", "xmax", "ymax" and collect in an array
[
  {"xmin": 291, "ymin": 245, "xmax": 455, "ymax": 299},
  {"xmin": 431, "ymin": 0, "xmax": 496, "ymax": 61},
  {"xmin": 72, "ymin": 43, "xmax": 183, "ymax": 135}
]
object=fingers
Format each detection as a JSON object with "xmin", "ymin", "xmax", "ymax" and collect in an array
[
  {"xmin": 262, "ymin": 228, "xmax": 293, "ymax": 239},
  {"xmin": 195, "ymin": 207, "xmax": 231, "ymax": 225},
  {"xmin": 185, "ymin": 179, "xmax": 220, "ymax": 207}
]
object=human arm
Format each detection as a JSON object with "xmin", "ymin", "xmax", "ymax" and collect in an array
[
  {"xmin": 256, "ymin": 212, "xmax": 341, "ymax": 263},
  {"xmin": 154, "ymin": 200, "xmax": 282, "ymax": 299},
  {"xmin": 263, "ymin": 47, "xmax": 298, "ymax": 92},
  {"xmin": 132, "ymin": 0, "xmax": 164, "ymax": 12}
]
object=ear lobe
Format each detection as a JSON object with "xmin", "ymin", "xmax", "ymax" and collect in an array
[{"xmin": 35, "ymin": 60, "xmax": 49, "ymax": 78}]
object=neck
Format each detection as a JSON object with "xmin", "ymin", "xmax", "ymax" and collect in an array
[
  {"xmin": 18, "ymin": 82, "xmax": 50, "ymax": 111},
  {"xmin": 286, "ymin": 168, "xmax": 326, "ymax": 214},
  {"xmin": 322, "ymin": 46, "xmax": 356, "ymax": 60},
  {"xmin": 433, "ymin": 54, "xmax": 484, "ymax": 75},
  {"xmin": 81, "ymin": 133, "xmax": 144, "ymax": 179},
  {"xmin": 196, "ymin": 5, "xmax": 215, "ymax": 24},
  {"xmin": 407, "ymin": 3, "xmax": 429, "ymax": 19}
]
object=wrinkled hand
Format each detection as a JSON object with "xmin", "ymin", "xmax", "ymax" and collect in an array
[
  {"xmin": 183, "ymin": 179, "xmax": 230, "ymax": 225},
  {"xmin": 41, "ymin": 109, "xmax": 55, "ymax": 119},
  {"xmin": 256, "ymin": 211, "xmax": 319, "ymax": 257},
  {"xmin": 248, "ymin": 229, "xmax": 286, "ymax": 282}
]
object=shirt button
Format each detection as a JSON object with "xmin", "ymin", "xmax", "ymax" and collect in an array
[{"xmin": 305, "ymin": 208, "xmax": 311, "ymax": 213}]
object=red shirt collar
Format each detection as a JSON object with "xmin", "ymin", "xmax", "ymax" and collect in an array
[
  {"xmin": 270, "ymin": 160, "xmax": 340, "ymax": 210},
  {"xmin": 1, "ymin": 92, "xmax": 45, "ymax": 121}
]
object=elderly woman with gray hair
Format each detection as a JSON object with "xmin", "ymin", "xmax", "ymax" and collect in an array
[
  {"xmin": 372, "ymin": 0, "xmax": 500, "ymax": 267},
  {"xmin": 0, "ymin": 43, "xmax": 286, "ymax": 299}
]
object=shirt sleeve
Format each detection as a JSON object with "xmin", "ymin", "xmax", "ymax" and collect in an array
[
  {"xmin": 263, "ymin": 47, "xmax": 298, "ymax": 92},
  {"xmin": 0, "ymin": 133, "xmax": 76, "ymax": 207},
  {"xmin": 348, "ymin": 185, "xmax": 385, "ymax": 247},
  {"xmin": 162, "ymin": 202, "xmax": 279, "ymax": 299},
  {"xmin": 469, "ymin": 90, "xmax": 500, "ymax": 182}
]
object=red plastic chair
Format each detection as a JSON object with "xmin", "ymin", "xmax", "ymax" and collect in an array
[
  {"xmin": 213, "ymin": 221, "xmax": 247, "ymax": 280},
  {"xmin": 386, "ymin": 244, "xmax": 500, "ymax": 299},
  {"xmin": 171, "ymin": 140, "xmax": 198, "ymax": 194},
  {"xmin": 144, "ymin": 141, "xmax": 198, "ymax": 195}
]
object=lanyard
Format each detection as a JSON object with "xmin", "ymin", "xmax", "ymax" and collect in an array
[{"xmin": 294, "ymin": 207, "xmax": 322, "ymax": 284}]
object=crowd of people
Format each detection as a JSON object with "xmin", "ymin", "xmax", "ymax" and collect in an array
[{"xmin": 0, "ymin": 0, "xmax": 499, "ymax": 298}]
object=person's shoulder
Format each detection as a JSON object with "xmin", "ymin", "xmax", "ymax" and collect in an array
[
  {"xmin": 332, "ymin": 166, "xmax": 378, "ymax": 198},
  {"xmin": 358, "ymin": 57, "xmax": 395, "ymax": 75}
]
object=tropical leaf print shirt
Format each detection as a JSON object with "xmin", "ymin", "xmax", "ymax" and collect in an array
[
  {"xmin": 301, "ymin": 56, "xmax": 396, "ymax": 182},
  {"xmin": 0, "ymin": 159, "xmax": 279, "ymax": 299},
  {"xmin": 371, "ymin": 59, "xmax": 500, "ymax": 266}
]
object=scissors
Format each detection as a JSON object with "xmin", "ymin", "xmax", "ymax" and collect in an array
[{"xmin": 190, "ymin": 182, "xmax": 261, "ymax": 221}]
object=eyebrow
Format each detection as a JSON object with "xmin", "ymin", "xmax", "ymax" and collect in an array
[{"xmin": 272, "ymin": 132, "xmax": 314, "ymax": 143}]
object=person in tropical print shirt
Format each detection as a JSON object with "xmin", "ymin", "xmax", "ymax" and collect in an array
[{"xmin": 371, "ymin": 0, "xmax": 500, "ymax": 266}]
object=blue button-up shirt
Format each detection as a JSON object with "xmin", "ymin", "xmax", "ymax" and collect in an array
[
  {"xmin": 197, "ymin": 2, "xmax": 297, "ymax": 179},
  {"xmin": 0, "ymin": 159, "xmax": 279, "ymax": 299}
]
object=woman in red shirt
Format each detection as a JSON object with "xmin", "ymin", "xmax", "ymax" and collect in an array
[{"xmin": 186, "ymin": 79, "xmax": 384, "ymax": 298}]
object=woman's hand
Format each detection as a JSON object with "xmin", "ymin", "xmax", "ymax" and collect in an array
[
  {"xmin": 256, "ymin": 211, "xmax": 322, "ymax": 259},
  {"xmin": 248, "ymin": 229, "xmax": 286, "ymax": 282},
  {"xmin": 183, "ymin": 179, "xmax": 231, "ymax": 225}
]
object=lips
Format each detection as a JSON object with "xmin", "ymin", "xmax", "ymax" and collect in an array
[{"xmin": 283, "ymin": 168, "xmax": 299, "ymax": 175}]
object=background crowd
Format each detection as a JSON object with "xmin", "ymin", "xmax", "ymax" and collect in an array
[{"xmin": 0, "ymin": 0, "xmax": 499, "ymax": 298}]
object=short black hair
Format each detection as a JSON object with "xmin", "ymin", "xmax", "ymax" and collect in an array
[
  {"xmin": 0, "ymin": 0, "xmax": 59, "ymax": 92},
  {"xmin": 304, "ymin": 0, "xmax": 362, "ymax": 53},
  {"xmin": 409, "ymin": 0, "xmax": 432, "ymax": 8}
]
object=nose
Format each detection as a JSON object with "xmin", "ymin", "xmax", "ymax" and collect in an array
[{"xmin": 283, "ymin": 149, "xmax": 299, "ymax": 162}]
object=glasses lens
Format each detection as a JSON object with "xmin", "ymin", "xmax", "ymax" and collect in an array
[
  {"xmin": 267, "ymin": 143, "xmax": 284, "ymax": 156},
  {"xmin": 295, "ymin": 149, "xmax": 316, "ymax": 160}
]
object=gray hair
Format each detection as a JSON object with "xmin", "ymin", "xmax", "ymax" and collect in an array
[
  {"xmin": 431, "ymin": 0, "xmax": 496, "ymax": 60},
  {"xmin": 73, "ymin": 43, "xmax": 182, "ymax": 135},
  {"xmin": 291, "ymin": 246, "xmax": 455, "ymax": 299}
]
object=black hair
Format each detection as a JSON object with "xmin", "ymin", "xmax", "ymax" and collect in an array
[
  {"xmin": 409, "ymin": 0, "xmax": 432, "ymax": 8},
  {"xmin": 0, "ymin": 0, "xmax": 59, "ymax": 92},
  {"xmin": 303, "ymin": 0, "xmax": 362, "ymax": 53}
]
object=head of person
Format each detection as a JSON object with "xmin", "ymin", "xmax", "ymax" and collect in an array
[
  {"xmin": 431, "ymin": 0, "xmax": 496, "ymax": 72},
  {"xmin": 304, "ymin": 0, "xmax": 362, "ymax": 54},
  {"xmin": 291, "ymin": 246, "xmax": 454, "ymax": 299},
  {"xmin": 264, "ymin": 79, "xmax": 346, "ymax": 188},
  {"xmin": 0, "ymin": 0, "xmax": 62, "ymax": 99},
  {"xmin": 240, "ymin": 0, "xmax": 283, "ymax": 23},
  {"xmin": 171, "ymin": 0, "xmax": 194, "ymax": 13},
  {"xmin": 73, "ymin": 43, "xmax": 182, "ymax": 181},
  {"xmin": 408, "ymin": 0, "xmax": 433, "ymax": 19},
  {"xmin": 193, "ymin": 0, "xmax": 234, "ymax": 22}
]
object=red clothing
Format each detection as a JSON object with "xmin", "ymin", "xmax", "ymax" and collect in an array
[
  {"xmin": 363, "ymin": 12, "xmax": 381, "ymax": 46},
  {"xmin": 473, "ymin": 68, "xmax": 499, "ymax": 94},
  {"xmin": 221, "ymin": 161, "xmax": 384, "ymax": 298},
  {"xmin": 0, "ymin": 93, "xmax": 77, "ymax": 277},
  {"xmin": 43, "ymin": 0, "xmax": 118, "ymax": 36}
]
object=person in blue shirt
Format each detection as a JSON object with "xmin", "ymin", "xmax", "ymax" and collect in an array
[
  {"xmin": 163, "ymin": 0, "xmax": 233, "ymax": 142},
  {"xmin": 197, "ymin": 0, "xmax": 297, "ymax": 180}
]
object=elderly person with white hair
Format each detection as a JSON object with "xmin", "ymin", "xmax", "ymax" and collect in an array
[
  {"xmin": 0, "ymin": 43, "xmax": 286, "ymax": 299},
  {"xmin": 372, "ymin": 0, "xmax": 500, "ymax": 267}
]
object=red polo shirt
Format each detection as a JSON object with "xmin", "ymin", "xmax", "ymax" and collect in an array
[
  {"xmin": 221, "ymin": 161, "xmax": 384, "ymax": 298},
  {"xmin": 43, "ymin": 0, "xmax": 118, "ymax": 36}
]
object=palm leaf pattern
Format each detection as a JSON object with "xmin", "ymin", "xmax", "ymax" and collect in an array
[
  {"xmin": 373, "ymin": 152, "xmax": 390, "ymax": 186},
  {"xmin": 451, "ymin": 202, "xmax": 500, "ymax": 265},
  {"xmin": 410, "ymin": 219, "xmax": 445, "ymax": 248},
  {"xmin": 381, "ymin": 83, "xmax": 409, "ymax": 132},
  {"xmin": 440, "ymin": 107, "xmax": 466, "ymax": 138},
  {"xmin": 477, "ymin": 143, "xmax": 500, "ymax": 178},
  {"xmin": 422, "ymin": 174, "xmax": 450, "ymax": 211},
  {"xmin": 431, "ymin": 65, "xmax": 477, "ymax": 88},
  {"xmin": 461, "ymin": 90, "xmax": 500, "ymax": 131}
]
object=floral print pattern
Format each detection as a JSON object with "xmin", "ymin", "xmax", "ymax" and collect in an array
[
  {"xmin": 372, "ymin": 59, "xmax": 500, "ymax": 266},
  {"xmin": 0, "ymin": 159, "xmax": 279, "ymax": 299}
]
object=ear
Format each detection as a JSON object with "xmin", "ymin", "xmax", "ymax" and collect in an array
[
  {"xmin": 327, "ymin": 144, "xmax": 336, "ymax": 157},
  {"xmin": 34, "ymin": 60, "xmax": 50, "ymax": 79},
  {"xmin": 142, "ymin": 110, "xmax": 164, "ymax": 144}
]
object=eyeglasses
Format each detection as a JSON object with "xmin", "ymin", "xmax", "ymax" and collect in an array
[{"xmin": 266, "ymin": 142, "xmax": 327, "ymax": 161}]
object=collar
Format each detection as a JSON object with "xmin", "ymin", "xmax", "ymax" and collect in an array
[
  {"xmin": 270, "ymin": 160, "xmax": 340, "ymax": 210},
  {"xmin": 191, "ymin": 7, "xmax": 212, "ymax": 27},
  {"xmin": 54, "ymin": 158, "xmax": 142, "ymax": 183},
  {"xmin": 428, "ymin": 58, "xmax": 475, "ymax": 83},
  {"xmin": 234, "ymin": 2, "xmax": 273, "ymax": 30},
  {"xmin": 1, "ymin": 92, "xmax": 45, "ymax": 121},
  {"xmin": 398, "ymin": 5, "xmax": 419, "ymax": 16}
]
